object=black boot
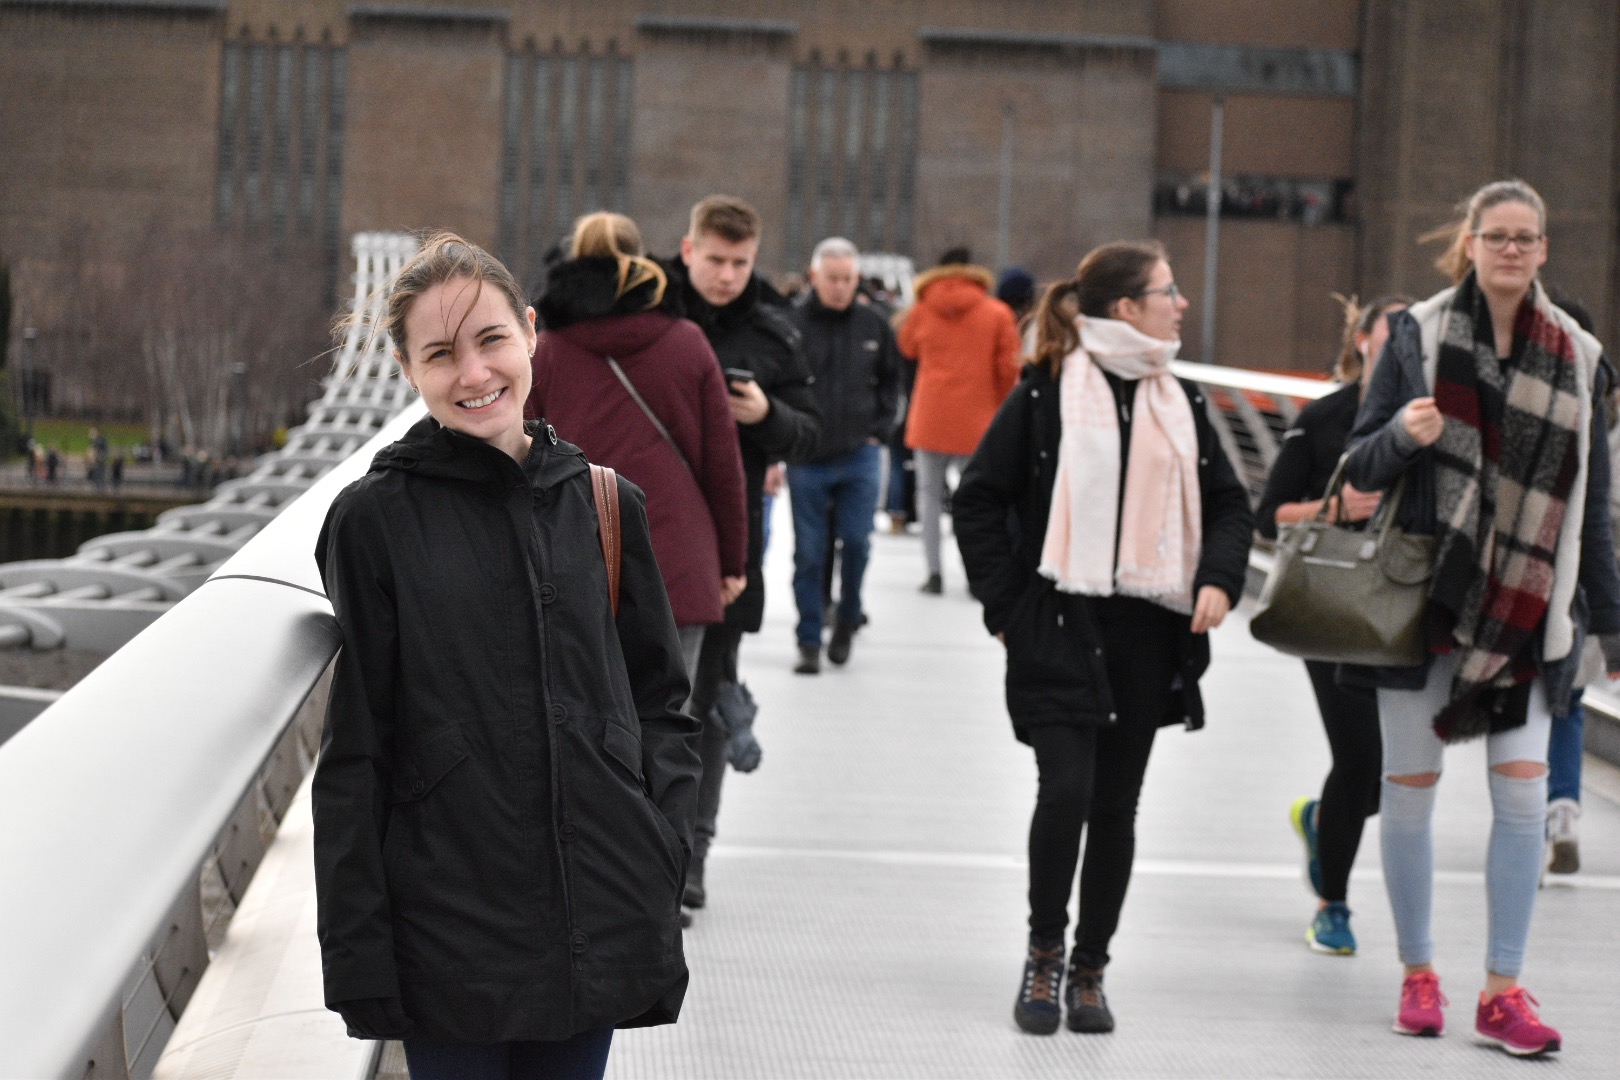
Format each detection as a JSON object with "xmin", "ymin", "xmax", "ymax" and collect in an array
[
  {"xmin": 683, "ymin": 856, "xmax": 705, "ymax": 910},
  {"xmin": 1064, "ymin": 961, "xmax": 1115, "ymax": 1033},
  {"xmin": 919, "ymin": 573, "xmax": 943, "ymax": 595},
  {"xmin": 1013, "ymin": 939, "xmax": 1064, "ymax": 1035},
  {"xmin": 793, "ymin": 644, "xmax": 821, "ymax": 674},
  {"xmin": 827, "ymin": 621, "xmax": 857, "ymax": 665}
]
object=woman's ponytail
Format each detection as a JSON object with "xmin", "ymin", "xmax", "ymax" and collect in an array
[
  {"xmin": 570, "ymin": 211, "xmax": 668, "ymax": 309},
  {"xmin": 1029, "ymin": 279, "xmax": 1082, "ymax": 376}
]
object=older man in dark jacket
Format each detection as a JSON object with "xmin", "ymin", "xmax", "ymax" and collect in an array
[
  {"xmin": 662, "ymin": 195, "xmax": 820, "ymax": 920},
  {"xmin": 785, "ymin": 237, "xmax": 901, "ymax": 673}
]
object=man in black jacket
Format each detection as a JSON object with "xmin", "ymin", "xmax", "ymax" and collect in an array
[
  {"xmin": 785, "ymin": 237, "xmax": 901, "ymax": 673},
  {"xmin": 663, "ymin": 195, "xmax": 821, "ymax": 919}
]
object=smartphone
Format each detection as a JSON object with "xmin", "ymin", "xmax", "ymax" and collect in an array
[{"xmin": 724, "ymin": 368, "xmax": 756, "ymax": 384}]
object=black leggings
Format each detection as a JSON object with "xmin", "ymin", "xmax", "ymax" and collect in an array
[
  {"xmin": 1025, "ymin": 596, "xmax": 1178, "ymax": 969},
  {"xmin": 1303, "ymin": 660, "xmax": 1381, "ymax": 903}
]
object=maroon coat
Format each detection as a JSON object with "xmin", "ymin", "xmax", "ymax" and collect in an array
[{"xmin": 528, "ymin": 259, "xmax": 747, "ymax": 627}]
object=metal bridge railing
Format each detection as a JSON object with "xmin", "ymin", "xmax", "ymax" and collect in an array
[{"xmin": 0, "ymin": 233, "xmax": 420, "ymax": 1079}]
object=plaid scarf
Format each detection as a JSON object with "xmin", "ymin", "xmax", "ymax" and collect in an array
[{"xmin": 1427, "ymin": 275, "xmax": 1583, "ymax": 741}]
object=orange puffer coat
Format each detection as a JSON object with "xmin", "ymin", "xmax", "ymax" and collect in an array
[{"xmin": 899, "ymin": 264, "xmax": 1022, "ymax": 456}]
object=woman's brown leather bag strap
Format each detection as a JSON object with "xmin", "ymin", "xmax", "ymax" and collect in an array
[{"xmin": 588, "ymin": 464, "xmax": 622, "ymax": 617}]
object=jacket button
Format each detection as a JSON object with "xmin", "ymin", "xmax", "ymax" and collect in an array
[
  {"xmin": 539, "ymin": 583, "xmax": 557, "ymax": 604},
  {"xmin": 546, "ymin": 424, "xmax": 559, "ymax": 445},
  {"xmin": 1108, "ymin": 712, "xmax": 1118, "ymax": 721},
  {"xmin": 1200, "ymin": 457, "xmax": 1208, "ymax": 466},
  {"xmin": 549, "ymin": 703, "xmax": 567, "ymax": 724},
  {"xmin": 1094, "ymin": 647, "xmax": 1103, "ymax": 656},
  {"xmin": 571, "ymin": 932, "xmax": 588, "ymax": 954},
  {"xmin": 560, "ymin": 824, "xmax": 577, "ymax": 843},
  {"xmin": 411, "ymin": 779, "xmax": 424, "ymax": 795}
]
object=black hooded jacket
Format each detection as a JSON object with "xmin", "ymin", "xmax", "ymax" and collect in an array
[
  {"xmin": 312, "ymin": 416, "xmax": 700, "ymax": 1043},
  {"xmin": 660, "ymin": 260, "xmax": 821, "ymax": 631}
]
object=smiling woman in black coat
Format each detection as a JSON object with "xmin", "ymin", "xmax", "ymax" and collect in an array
[
  {"xmin": 954, "ymin": 242, "xmax": 1252, "ymax": 1039},
  {"xmin": 312, "ymin": 234, "xmax": 699, "ymax": 1080}
]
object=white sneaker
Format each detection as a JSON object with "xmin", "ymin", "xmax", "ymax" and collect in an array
[{"xmin": 1546, "ymin": 798, "xmax": 1580, "ymax": 875}]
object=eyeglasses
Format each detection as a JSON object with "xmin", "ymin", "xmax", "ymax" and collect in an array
[
  {"xmin": 1472, "ymin": 230, "xmax": 1545, "ymax": 252},
  {"xmin": 1137, "ymin": 282, "xmax": 1182, "ymax": 302}
]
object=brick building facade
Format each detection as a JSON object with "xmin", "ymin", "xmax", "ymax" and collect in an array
[{"xmin": 4, "ymin": 0, "xmax": 1618, "ymax": 374}]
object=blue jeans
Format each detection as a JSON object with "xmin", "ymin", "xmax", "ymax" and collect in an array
[
  {"xmin": 1548, "ymin": 689, "xmax": 1584, "ymax": 803},
  {"xmin": 403, "ymin": 1029, "xmax": 613, "ymax": 1080},
  {"xmin": 788, "ymin": 444, "xmax": 881, "ymax": 646}
]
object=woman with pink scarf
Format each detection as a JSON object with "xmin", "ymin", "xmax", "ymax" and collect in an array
[{"xmin": 954, "ymin": 242, "xmax": 1253, "ymax": 1037}]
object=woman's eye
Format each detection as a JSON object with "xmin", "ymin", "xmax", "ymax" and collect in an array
[{"xmin": 482, "ymin": 333, "xmax": 506, "ymax": 347}]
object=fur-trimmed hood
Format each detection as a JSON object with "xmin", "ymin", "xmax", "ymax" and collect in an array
[
  {"xmin": 536, "ymin": 255, "xmax": 666, "ymax": 331},
  {"xmin": 913, "ymin": 263, "xmax": 997, "ymax": 319}
]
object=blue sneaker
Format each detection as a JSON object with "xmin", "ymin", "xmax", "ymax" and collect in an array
[
  {"xmin": 1307, "ymin": 901, "xmax": 1357, "ymax": 955},
  {"xmin": 1289, "ymin": 796, "xmax": 1323, "ymax": 898}
]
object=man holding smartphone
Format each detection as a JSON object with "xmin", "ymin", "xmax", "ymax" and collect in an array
[
  {"xmin": 784, "ymin": 237, "xmax": 901, "ymax": 673},
  {"xmin": 663, "ymin": 195, "xmax": 820, "ymax": 921}
]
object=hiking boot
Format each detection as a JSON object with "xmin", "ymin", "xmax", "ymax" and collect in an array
[
  {"xmin": 682, "ymin": 861, "xmax": 705, "ymax": 910},
  {"xmin": 827, "ymin": 621, "xmax": 857, "ymax": 665},
  {"xmin": 1064, "ymin": 962, "xmax": 1115, "ymax": 1033},
  {"xmin": 1476, "ymin": 986, "xmax": 1561, "ymax": 1056},
  {"xmin": 919, "ymin": 573, "xmax": 943, "ymax": 595},
  {"xmin": 1393, "ymin": 971, "xmax": 1446, "ymax": 1037},
  {"xmin": 1012, "ymin": 940, "xmax": 1064, "ymax": 1035},
  {"xmin": 1289, "ymin": 796, "xmax": 1324, "ymax": 899},
  {"xmin": 1546, "ymin": 798, "xmax": 1580, "ymax": 874},
  {"xmin": 1306, "ymin": 901, "xmax": 1356, "ymax": 955},
  {"xmin": 793, "ymin": 644, "xmax": 821, "ymax": 675}
]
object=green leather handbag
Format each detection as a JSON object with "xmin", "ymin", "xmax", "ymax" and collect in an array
[{"xmin": 1250, "ymin": 458, "xmax": 1434, "ymax": 667}]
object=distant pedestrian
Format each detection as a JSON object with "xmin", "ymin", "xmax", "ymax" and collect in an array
[
  {"xmin": 1257, "ymin": 293, "xmax": 1410, "ymax": 956},
  {"xmin": 660, "ymin": 195, "xmax": 820, "ymax": 920},
  {"xmin": 528, "ymin": 210, "xmax": 749, "ymax": 688},
  {"xmin": 996, "ymin": 266, "xmax": 1038, "ymax": 324},
  {"xmin": 45, "ymin": 446, "xmax": 60, "ymax": 484},
  {"xmin": 312, "ymin": 233, "xmax": 698, "ymax": 1077},
  {"xmin": 784, "ymin": 238, "xmax": 901, "ymax": 673},
  {"xmin": 899, "ymin": 248, "xmax": 1020, "ymax": 594},
  {"xmin": 954, "ymin": 240, "xmax": 1253, "ymax": 1037},
  {"xmin": 110, "ymin": 452, "xmax": 125, "ymax": 490},
  {"xmin": 1343, "ymin": 179, "xmax": 1620, "ymax": 1056}
]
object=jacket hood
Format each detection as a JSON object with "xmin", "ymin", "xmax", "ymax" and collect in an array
[
  {"xmin": 372, "ymin": 415, "xmax": 587, "ymax": 492},
  {"xmin": 914, "ymin": 263, "xmax": 996, "ymax": 318},
  {"xmin": 537, "ymin": 256, "xmax": 664, "ymax": 331}
]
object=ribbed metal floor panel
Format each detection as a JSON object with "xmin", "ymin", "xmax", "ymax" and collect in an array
[{"xmin": 604, "ymin": 511, "xmax": 1620, "ymax": 1079}]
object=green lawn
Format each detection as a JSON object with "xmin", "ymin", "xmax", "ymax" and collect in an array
[{"xmin": 24, "ymin": 419, "xmax": 151, "ymax": 454}]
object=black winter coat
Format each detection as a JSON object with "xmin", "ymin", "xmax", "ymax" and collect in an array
[
  {"xmin": 787, "ymin": 292, "xmax": 902, "ymax": 462},
  {"xmin": 954, "ymin": 365, "xmax": 1254, "ymax": 741},
  {"xmin": 1255, "ymin": 381, "xmax": 1361, "ymax": 540},
  {"xmin": 312, "ymin": 417, "xmax": 700, "ymax": 1043},
  {"xmin": 662, "ymin": 262, "xmax": 821, "ymax": 631}
]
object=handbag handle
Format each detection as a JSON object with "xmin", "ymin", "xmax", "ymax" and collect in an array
[{"xmin": 1306, "ymin": 452, "xmax": 1407, "ymax": 546}]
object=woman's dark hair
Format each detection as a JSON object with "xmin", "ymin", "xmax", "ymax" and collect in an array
[
  {"xmin": 1334, "ymin": 293, "xmax": 1413, "ymax": 382},
  {"xmin": 1029, "ymin": 240, "xmax": 1166, "ymax": 374}
]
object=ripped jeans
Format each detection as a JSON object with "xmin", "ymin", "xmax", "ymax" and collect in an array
[{"xmin": 1376, "ymin": 651, "xmax": 1551, "ymax": 978}]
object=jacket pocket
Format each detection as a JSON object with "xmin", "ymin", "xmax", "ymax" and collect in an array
[
  {"xmin": 388, "ymin": 725, "xmax": 470, "ymax": 803},
  {"xmin": 1003, "ymin": 579, "xmax": 1113, "ymax": 722},
  {"xmin": 601, "ymin": 719, "xmax": 644, "ymax": 784}
]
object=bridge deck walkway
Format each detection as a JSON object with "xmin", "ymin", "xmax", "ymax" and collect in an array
[{"xmin": 602, "ymin": 509, "xmax": 1620, "ymax": 1079}]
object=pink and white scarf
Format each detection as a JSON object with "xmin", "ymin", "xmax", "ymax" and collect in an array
[{"xmin": 1038, "ymin": 317, "xmax": 1202, "ymax": 614}]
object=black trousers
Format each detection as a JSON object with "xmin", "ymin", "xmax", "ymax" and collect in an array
[
  {"xmin": 690, "ymin": 622, "xmax": 744, "ymax": 866},
  {"xmin": 1303, "ymin": 660, "xmax": 1381, "ymax": 903},
  {"xmin": 1025, "ymin": 596, "xmax": 1179, "ymax": 969}
]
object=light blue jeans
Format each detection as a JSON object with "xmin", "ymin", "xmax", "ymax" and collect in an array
[{"xmin": 1377, "ymin": 651, "xmax": 1551, "ymax": 978}]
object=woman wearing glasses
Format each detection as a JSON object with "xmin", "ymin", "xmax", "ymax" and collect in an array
[
  {"xmin": 954, "ymin": 241, "xmax": 1253, "ymax": 1036},
  {"xmin": 1343, "ymin": 179, "xmax": 1620, "ymax": 1056}
]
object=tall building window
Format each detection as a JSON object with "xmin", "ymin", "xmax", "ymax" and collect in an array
[
  {"xmin": 499, "ymin": 45, "xmax": 634, "ymax": 286},
  {"xmin": 216, "ymin": 37, "xmax": 346, "ymax": 259},
  {"xmin": 785, "ymin": 59, "xmax": 918, "ymax": 270}
]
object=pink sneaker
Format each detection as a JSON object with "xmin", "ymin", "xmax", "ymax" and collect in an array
[
  {"xmin": 1393, "ymin": 971, "xmax": 1447, "ymax": 1037},
  {"xmin": 1475, "ymin": 987, "xmax": 1561, "ymax": 1056}
]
